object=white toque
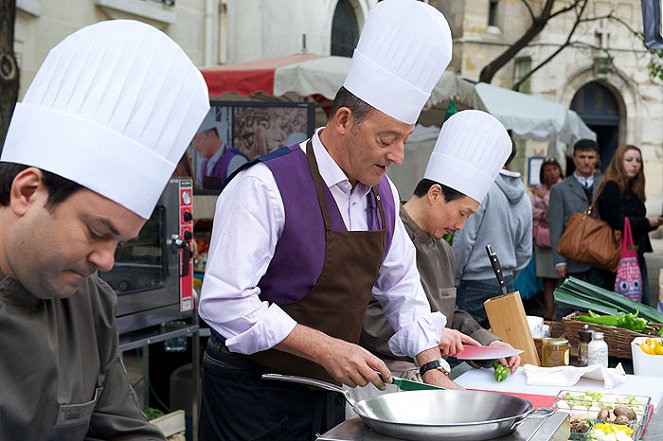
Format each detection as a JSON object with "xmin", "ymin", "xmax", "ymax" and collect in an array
[
  {"xmin": 343, "ymin": 0, "xmax": 452, "ymax": 125},
  {"xmin": 424, "ymin": 110, "xmax": 512, "ymax": 203},
  {"xmin": 2, "ymin": 20, "xmax": 210, "ymax": 218}
]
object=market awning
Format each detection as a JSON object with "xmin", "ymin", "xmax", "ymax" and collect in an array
[
  {"xmin": 200, "ymin": 53, "xmax": 485, "ymax": 111},
  {"xmin": 474, "ymin": 82, "xmax": 596, "ymax": 144}
]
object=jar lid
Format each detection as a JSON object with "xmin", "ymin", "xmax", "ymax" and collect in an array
[
  {"xmin": 579, "ymin": 329, "xmax": 593, "ymax": 343},
  {"xmin": 592, "ymin": 331, "xmax": 605, "ymax": 339},
  {"xmin": 544, "ymin": 338, "xmax": 568, "ymax": 346}
]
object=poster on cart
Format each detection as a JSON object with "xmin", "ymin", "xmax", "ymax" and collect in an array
[{"xmin": 188, "ymin": 101, "xmax": 315, "ymax": 193}]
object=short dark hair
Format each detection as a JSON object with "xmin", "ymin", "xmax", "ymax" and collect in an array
[
  {"xmin": 573, "ymin": 138, "xmax": 599, "ymax": 155},
  {"xmin": 412, "ymin": 179, "xmax": 466, "ymax": 201},
  {"xmin": 505, "ymin": 135, "xmax": 517, "ymax": 166},
  {"xmin": 539, "ymin": 157, "xmax": 564, "ymax": 185},
  {"xmin": 328, "ymin": 86, "xmax": 373, "ymax": 130},
  {"xmin": 0, "ymin": 162, "xmax": 84, "ymax": 209}
]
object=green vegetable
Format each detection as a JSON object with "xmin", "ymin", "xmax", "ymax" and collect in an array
[
  {"xmin": 492, "ymin": 360, "xmax": 509, "ymax": 382},
  {"xmin": 553, "ymin": 277, "xmax": 663, "ymax": 324},
  {"xmin": 657, "ymin": 327, "xmax": 663, "ymax": 338},
  {"xmin": 576, "ymin": 308, "xmax": 653, "ymax": 333}
]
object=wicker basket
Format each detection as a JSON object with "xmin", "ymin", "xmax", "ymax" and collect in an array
[{"xmin": 561, "ymin": 311, "xmax": 663, "ymax": 359}]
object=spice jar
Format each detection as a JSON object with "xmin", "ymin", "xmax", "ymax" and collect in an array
[
  {"xmin": 577, "ymin": 325, "xmax": 592, "ymax": 367},
  {"xmin": 542, "ymin": 338, "xmax": 570, "ymax": 367},
  {"xmin": 587, "ymin": 331, "xmax": 609, "ymax": 367}
]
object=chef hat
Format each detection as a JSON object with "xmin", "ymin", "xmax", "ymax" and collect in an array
[
  {"xmin": 343, "ymin": 0, "xmax": 452, "ymax": 125},
  {"xmin": 424, "ymin": 110, "xmax": 512, "ymax": 203},
  {"xmin": 1, "ymin": 20, "xmax": 210, "ymax": 218}
]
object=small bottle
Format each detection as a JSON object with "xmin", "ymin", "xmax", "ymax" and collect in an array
[
  {"xmin": 587, "ymin": 331, "xmax": 609, "ymax": 367},
  {"xmin": 577, "ymin": 325, "xmax": 592, "ymax": 367}
]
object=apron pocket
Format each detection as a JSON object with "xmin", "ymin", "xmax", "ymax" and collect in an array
[{"xmin": 48, "ymin": 387, "xmax": 103, "ymax": 438}]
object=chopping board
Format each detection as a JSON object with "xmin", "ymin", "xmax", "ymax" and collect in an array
[{"xmin": 455, "ymin": 367, "xmax": 663, "ymax": 410}]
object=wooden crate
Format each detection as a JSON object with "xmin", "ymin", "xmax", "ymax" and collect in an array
[{"xmin": 561, "ymin": 312, "xmax": 663, "ymax": 359}]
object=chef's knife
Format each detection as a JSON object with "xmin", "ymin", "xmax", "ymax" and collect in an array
[
  {"xmin": 485, "ymin": 244, "xmax": 508, "ymax": 295},
  {"xmin": 377, "ymin": 373, "xmax": 445, "ymax": 391}
]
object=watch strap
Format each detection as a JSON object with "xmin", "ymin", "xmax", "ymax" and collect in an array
[{"xmin": 419, "ymin": 358, "xmax": 450, "ymax": 377}]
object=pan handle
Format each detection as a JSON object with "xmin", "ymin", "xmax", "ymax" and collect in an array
[
  {"xmin": 261, "ymin": 373, "xmax": 358, "ymax": 408},
  {"xmin": 510, "ymin": 407, "xmax": 556, "ymax": 431}
]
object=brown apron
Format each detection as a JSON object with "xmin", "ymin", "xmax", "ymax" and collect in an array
[{"xmin": 245, "ymin": 140, "xmax": 387, "ymax": 383}]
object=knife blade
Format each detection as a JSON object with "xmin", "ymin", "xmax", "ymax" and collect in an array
[
  {"xmin": 485, "ymin": 244, "xmax": 508, "ymax": 295},
  {"xmin": 454, "ymin": 345, "xmax": 523, "ymax": 361}
]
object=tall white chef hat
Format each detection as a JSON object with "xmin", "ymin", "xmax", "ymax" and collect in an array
[
  {"xmin": 424, "ymin": 110, "xmax": 512, "ymax": 203},
  {"xmin": 343, "ymin": 0, "xmax": 452, "ymax": 125},
  {"xmin": 1, "ymin": 20, "xmax": 210, "ymax": 218}
]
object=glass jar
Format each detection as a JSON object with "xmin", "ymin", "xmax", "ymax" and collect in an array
[
  {"xmin": 587, "ymin": 331, "xmax": 609, "ymax": 367},
  {"xmin": 542, "ymin": 338, "xmax": 570, "ymax": 367}
]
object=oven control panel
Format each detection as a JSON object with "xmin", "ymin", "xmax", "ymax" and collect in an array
[{"xmin": 179, "ymin": 178, "xmax": 194, "ymax": 312}]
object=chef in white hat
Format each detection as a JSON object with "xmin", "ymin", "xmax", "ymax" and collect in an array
[
  {"xmin": 359, "ymin": 110, "xmax": 520, "ymax": 396},
  {"xmin": 0, "ymin": 20, "xmax": 208, "ymax": 440},
  {"xmin": 198, "ymin": 0, "xmax": 456, "ymax": 439}
]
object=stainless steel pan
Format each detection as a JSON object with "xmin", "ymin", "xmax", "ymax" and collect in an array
[{"xmin": 262, "ymin": 373, "xmax": 553, "ymax": 441}]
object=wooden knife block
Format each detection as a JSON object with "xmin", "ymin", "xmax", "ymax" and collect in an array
[{"xmin": 484, "ymin": 291, "xmax": 540, "ymax": 366}]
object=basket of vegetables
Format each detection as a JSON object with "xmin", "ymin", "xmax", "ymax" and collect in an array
[{"xmin": 553, "ymin": 277, "xmax": 663, "ymax": 359}]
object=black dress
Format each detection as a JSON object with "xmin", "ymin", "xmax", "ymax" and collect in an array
[{"xmin": 593, "ymin": 180, "xmax": 656, "ymax": 303}]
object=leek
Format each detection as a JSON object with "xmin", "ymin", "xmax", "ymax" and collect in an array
[{"xmin": 553, "ymin": 277, "xmax": 663, "ymax": 324}]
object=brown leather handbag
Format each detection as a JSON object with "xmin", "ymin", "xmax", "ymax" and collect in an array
[{"xmin": 557, "ymin": 203, "xmax": 622, "ymax": 272}]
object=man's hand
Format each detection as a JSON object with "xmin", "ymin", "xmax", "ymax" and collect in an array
[
  {"xmin": 555, "ymin": 263, "xmax": 567, "ymax": 279},
  {"xmin": 275, "ymin": 325, "xmax": 390, "ymax": 390},
  {"xmin": 438, "ymin": 329, "xmax": 480, "ymax": 357},
  {"xmin": 488, "ymin": 340, "xmax": 520, "ymax": 373}
]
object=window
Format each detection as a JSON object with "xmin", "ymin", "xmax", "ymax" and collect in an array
[
  {"xmin": 488, "ymin": 0, "xmax": 500, "ymax": 28},
  {"xmin": 331, "ymin": 0, "xmax": 359, "ymax": 57}
]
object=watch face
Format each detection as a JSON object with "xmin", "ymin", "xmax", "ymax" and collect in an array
[{"xmin": 438, "ymin": 358, "xmax": 451, "ymax": 373}]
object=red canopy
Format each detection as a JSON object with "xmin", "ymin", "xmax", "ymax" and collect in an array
[{"xmin": 201, "ymin": 53, "xmax": 323, "ymax": 96}]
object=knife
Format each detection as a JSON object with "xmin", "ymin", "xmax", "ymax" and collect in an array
[
  {"xmin": 377, "ymin": 373, "xmax": 445, "ymax": 391},
  {"xmin": 485, "ymin": 244, "xmax": 508, "ymax": 295},
  {"xmin": 454, "ymin": 345, "xmax": 523, "ymax": 361}
]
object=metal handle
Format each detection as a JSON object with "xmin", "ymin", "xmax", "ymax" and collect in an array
[{"xmin": 261, "ymin": 373, "xmax": 358, "ymax": 408}]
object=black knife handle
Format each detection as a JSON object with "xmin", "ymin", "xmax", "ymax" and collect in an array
[{"xmin": 485, "ymin": 245, "xmax": 508, "ymax": 294}]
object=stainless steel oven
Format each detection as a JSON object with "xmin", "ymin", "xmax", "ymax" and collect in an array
[{"xmin": 100, "ymin": 178, "xmax": 195, "ymax": 334}]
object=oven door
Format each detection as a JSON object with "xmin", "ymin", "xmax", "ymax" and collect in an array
[{"xmin": 100, "ymin": 179, "xmax": 189, "ymax": 334}]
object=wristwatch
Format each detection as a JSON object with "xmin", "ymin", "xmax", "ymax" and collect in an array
[{"xmin": 419, "ymin": 358, "xmax": 451, "ymax": 377}]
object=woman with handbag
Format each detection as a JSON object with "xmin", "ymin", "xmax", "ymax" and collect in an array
[
  {"xmin": 592, "ymin": 145, "xmax": 663, "ymax": 304},
  {"xmin": 530, "ymin": 158, "xmax": 564, "ymax": 319}
]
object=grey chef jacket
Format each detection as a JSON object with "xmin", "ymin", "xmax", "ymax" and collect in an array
[
  {"xmin": 0, "ymin": 269, "xmax": 165, "ymax": 441},
  {"xmin": 360, "ymin": 205, "xmax": 498, "ymax": 360}
]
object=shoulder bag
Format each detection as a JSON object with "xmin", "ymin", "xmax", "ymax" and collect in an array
[
  {"xmin": 557, "ymin": 201, "xmax": 621, "ymax": 272},
  {"xmin": 613, "ymin": 217, "xmax": 643, "ymax": 301}
]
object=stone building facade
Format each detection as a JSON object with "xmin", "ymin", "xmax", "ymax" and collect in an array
[{"xmin": 12, "ymin": 0, "xmax": 663, "ymax": 212}]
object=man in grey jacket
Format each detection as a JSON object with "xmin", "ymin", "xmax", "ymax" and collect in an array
[
  {"xmin": 452, "ymin": 140, "xmax": 532, "ymax": 329},
  {"xmin": 548, "ymin": 139, "xmax": 602, "ymax": 281}
]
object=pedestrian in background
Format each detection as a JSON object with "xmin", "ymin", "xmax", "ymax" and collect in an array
[
  {"xmin": 530, "ymin": 158, "xmax": 564, "ymax": 319},
  {"xmin": 452, "ymin": 141, "xmax": 532, "ymax": 329},
  {"xmin": 592, "ymin": 144, "xmax": 663, "ymax": 305}
]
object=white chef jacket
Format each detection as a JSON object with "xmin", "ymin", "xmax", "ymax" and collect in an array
[{"xmin": 198, "ymin": 128, "xmax": 446, "ymax": 358}]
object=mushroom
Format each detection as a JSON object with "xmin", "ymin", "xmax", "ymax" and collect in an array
[
  {"xmin": 613, "ymin": 406, "xmax": 637, "ymax": 420},
  {"xmin": 597, "ymin": 408, "xmax": 611, "ymax": 421},
  {"xmin": 614, "ymin": 415, "xmax": 631, "ymax": 425}
]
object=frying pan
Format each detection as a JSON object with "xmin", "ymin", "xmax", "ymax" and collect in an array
[{"xmin": 262, "ymin": 374, "xmax": 553, "ymax": 441}]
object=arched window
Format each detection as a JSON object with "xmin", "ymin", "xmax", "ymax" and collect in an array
[
  {"xmin": 331, "ymin": 0, "xmax": 359, "ymax": 57},
  {"xmin": 571, "ymin": 82, "xmax": 620, "ymax": 172}
]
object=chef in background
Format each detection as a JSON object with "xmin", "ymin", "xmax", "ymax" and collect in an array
[
  {"xmin": 0, "ymin": 20, "xmax": 209, "ymax": 440},
  {"xmin": 198, "ymin": 1, "xmax": 460, "ymax": 439},
  {"xmin": 357, "ymin": 110, "xmax": 520, "ymax": 397}
]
